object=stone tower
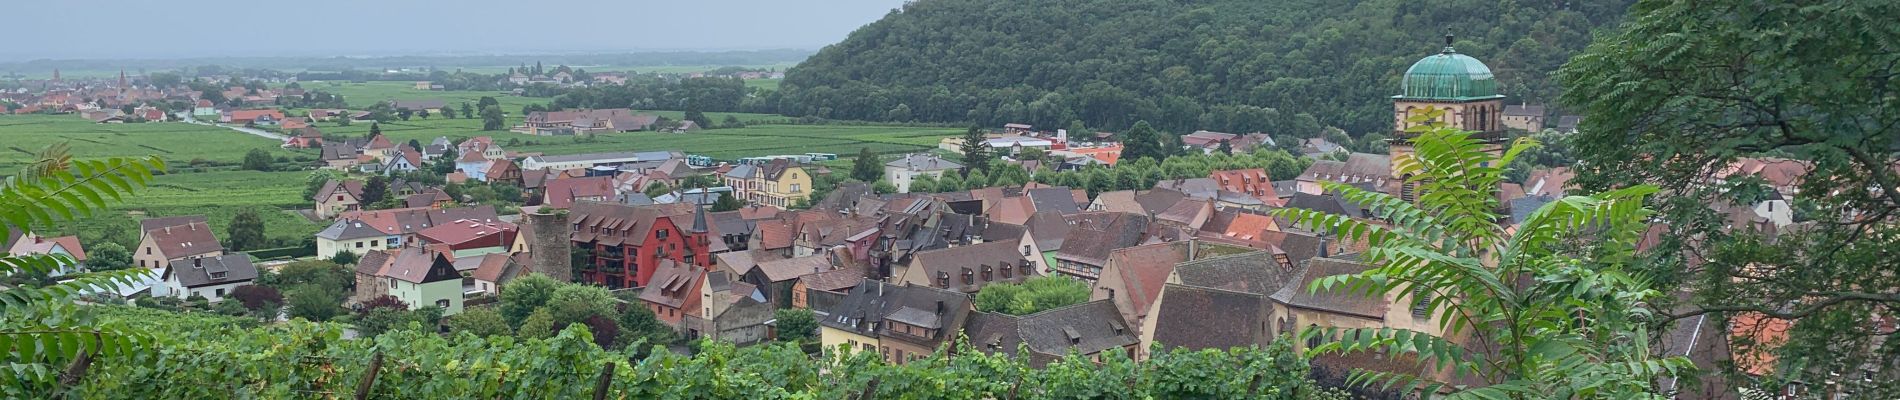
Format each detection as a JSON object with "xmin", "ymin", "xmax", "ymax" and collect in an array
[
  {"xmin": 524, "ymin": 209, "xmax": 572, "ymax": 282},
  {"xmin": 1389, "ymin": 33, "xmax": 1508, "ymax": 200}
]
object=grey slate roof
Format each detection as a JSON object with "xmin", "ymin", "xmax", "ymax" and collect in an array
[
  {"xmin": 165, "ymin": 254, "xmax": 258, "ymax": 288},
  {"xmin": 1149, "ymin": 284, "xmax": 1269, "ymax": 351},
  {"xmin": 1025, "ymin": 187, "xmax": 1082, "ymax": 215},
  {"xmin": 317, "ymin": 219, "xmax": 390, "ymax": 241},
  {"xmin": 1011, "ymin": 300, "xmax": 1137, "ymax": 356},
  {"xmin": 1271, "ymin": 257, "xmax": 1386, "ymax": 318},
  {"xmin": 1174, "ymin": 251, "xmax": 1302, "ymax": 296},
  {"xmin": 887, "ymin": 154, "xmax": 962, "ymax": 171}
]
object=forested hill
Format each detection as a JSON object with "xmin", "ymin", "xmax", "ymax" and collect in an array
[{"xmin": 780, "ymin": 0, "xmax": 1632, "ymax": 136}]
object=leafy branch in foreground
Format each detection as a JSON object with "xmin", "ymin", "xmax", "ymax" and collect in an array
[
  {"xmin": 1272, "ymin": 108, "xmax": 1692, "ymax": 399},
  {"xmin": 0, "ymin": 143, "xmax": 164, "ymax": 395}
]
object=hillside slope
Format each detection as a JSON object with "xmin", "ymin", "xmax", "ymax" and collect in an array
[{"xmin": 781, "ymin": 0, "xmax": 1630, "ymax": 136}]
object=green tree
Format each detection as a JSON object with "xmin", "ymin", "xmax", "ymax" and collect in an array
[
  {"xmin": 973, "ymin": 276, "xmax": 1090, "ymax": 315},
  {"xmin": 476, "ymin": 96, "xmax": 499, "ymax": 109},
  {"xmin": 417, "ymin": 108, "xmax": 431, "ymax": 119},
  {"xmin": 397, "ymin": 109, "xmax": 413, "ymax": 121},
  {"xmin": 361, "ymin": 176, "xmax": 389, "ymax": 205},
  {"xmin": 500, "ymin": 274, "xmax": 561, "ymax": 325},
  {"xmin": 516, "ymin": 309, "xmax": 557, "ymax": 339},
  {"xmin": 850, "ymin": 147, "xmax": 882, "ymax": 182},
  {"xmin": 1557, "ymin": 2, "xmax": 1900, "ymax": 388},
  {"xmin": 935, "ymin": 173, "xmax": 963, "ymax": 193},
  {"xmin": 480, "ymin": 105, "xmax": 505, "ymax": 131},
  {"xmin": 460, "ymin": 102, "xmax": 475, "ymax": 119},
  {"xmin": 241, "ymin": 148, "xmax": 272, "ymax": 172},
  {"xmin": 1120, "ymin": 120, "xmax": 1166, "ymax": 162},
  {"xmin": 440, "ymin": 106, "xmax": 456, "ymax": 119},
  {"xmin": 86, "ymin": 242, "xmax": 133, "ymax": 272},
  {"xmin": 368, "ymin": 122, "xmax": 382, "ymax": 137},
  {"xmin": 329, "ymin": 251, "xmax": 358, "ymax": 266},
  {"xmin": 616, "ymin": 299, "xmax": 673, "ymax": 349},
  {"xmin": 225, "ymin": 209, "xmax": 267, "ymax": 252},
  {"xmin": 711, "ymin": 191, "xmax": 743, "ymax": 212},
  {"xmin": 683, "ymin": 107, "xmax": 712, "ymax": 129},
  {"xmin": 545, "ymin": 284, "xmax": 618, "ymax": 329},
  {"xmin": 908, "ymin": 173, "xmax": 938, "ymax": 194},
  {"xmin": 1271, "ymin": 110, "xmax": 1688, "ymax": 397},
  {"xmin": 285, "ymin": 284, "xmax": 344, "ymax": 322},
  {"xmin": 447, "ymin": 307, "xmax": 512, "ymax": 338},
  {"xmin": 958, "ymin": 126, "xmax": 991, "ymax": 174},
  {"xmin": 1215, "ymin": 139, "xmax": 1232, "ymax": 155},
  {"xmin": 775, "ymin": 308, "xmax": 818, "ymax": 342}
]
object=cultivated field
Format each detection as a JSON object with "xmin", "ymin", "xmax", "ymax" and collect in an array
[
  {"xmin": 0, "ymin": 115, "xmax": 323, "ymax": 246},
  {"xmin": 0, "ymin": 115, "xmax": 305, "ymax": 171},
  {"xmin": 312, "ymin": 116, "xmax": 957, "ymax": 161}
]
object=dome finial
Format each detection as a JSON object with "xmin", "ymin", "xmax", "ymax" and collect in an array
[{"xmin": 1443, "ymin": 30, "xmax": 1456, "ymax": 54}]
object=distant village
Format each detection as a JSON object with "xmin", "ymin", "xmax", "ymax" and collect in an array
[{"xmin": 1, "ymin": 48, "xmax": 1793, "ymax": 398}]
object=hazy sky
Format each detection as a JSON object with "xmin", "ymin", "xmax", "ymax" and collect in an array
[{"xmin": 6, "ymin": 0, "xmax": 909, "ymax": 61}]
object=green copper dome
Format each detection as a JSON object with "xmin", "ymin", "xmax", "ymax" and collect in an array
[{"xmin": 1396, "ymin": 44, "xmax": 1502, "ymax": 101}]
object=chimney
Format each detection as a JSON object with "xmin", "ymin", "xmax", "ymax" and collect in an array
[
  {"xmin": 936, "ymin": 300, "xmax": 945, "ymax": 315},
  {"xmin": 192, "ymin": 258, "xmax": 202, "ymax": 268}
]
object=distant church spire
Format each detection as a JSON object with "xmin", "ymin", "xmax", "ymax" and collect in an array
[
  {"xmin": 52, "ymin": 68, "xmax": 60, "ymax": 81},
  {"xmin": 118, "ymin": 69, "xmax": 127, "ymax": 87}
]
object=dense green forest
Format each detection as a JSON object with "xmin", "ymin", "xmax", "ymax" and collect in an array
[{"xmin": 781, "ymin": 0, "xmax": 1631, "ymax": 136}]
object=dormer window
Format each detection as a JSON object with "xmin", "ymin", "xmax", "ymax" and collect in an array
[
  {"xmin": 937, "ymin": 271, "xmax": 949, "ymax": 287},
  {"xmin": 981, "ymin": 266, "xmax": 992, "ymax": 281},
  {"xmin": 209, "ymin": 271, "xmax": 226, "ymax": 279},
  {"xmin": 1001, "ymin": 264, "xmax": 1013, "ymax": 278},
  {"xmin": 961, "ymin": 268, "xmax": 974, "ymax": 285}
]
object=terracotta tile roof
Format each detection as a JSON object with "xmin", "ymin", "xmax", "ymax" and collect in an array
[
  {"xmin": 543, "ymin": 176, "xmax": 614, "ymax": 209},
  {"xmin": 8, "ymin": 234, "xmax": 87, "ymax": 261},
  {"xmin": 1104, "ymin": 242, "xmax": 1192, "ymax": 321},
  {"xmin": 1199, "ymin": 210, "xmax": 1279, "ymax": 244},
  {"xmin": 337, "ymin": 206, "xmax": 500, "ymax": 237},
  {"xmin": 416, "ymin": 218, "xmax": 517, "ymax": 248},
  {"xmin": 146, "ymin": 222, "xmax": 221, "ymax": 259},
  {"xmin": 1210, "ymin": 169, "xmax": 1278, "ymax": 205},
  {"xmin": 637, "ymin": 259, "xmax": 702, "ymax": 308},
  {"xmin": 1730, "ymin": 312, "xmax": 1791, "ymax": 377},
  {"xmin": 313, "ymin": 180, "xmax": 365, "ymax": 202},
  {"xmin": 1091, "ymin": 190, "xmax": 1142, "ymax": 214},
  {"xmin": 379, "ymin": 247, "xmax": 461, "ymax": 284},
  {"xmin": 1052, "ymin": 213, "xmax": 1151, "ymax": 267},
  {"xmin": 758, "ymin": 220, "xmax": 795, "ymax": 249},
  {"xmin": 470, "ymin": 252, "xmax": 517, "ymax": 282},
  {"xmin": 139, "ymin": 215, "xmax": 207, "ymax": 234},
  {"xmin": 799, "ymin": 265, "xmax": 867, "ymax": 292},
  {"xmin": 227, "ymin": 109, "xmax": 284, "ymax": 122},
  {"xmin": 752, "ymin": 254, "xmax": 832, "ymax": 282},
  {"xmin": 1525, "ymin": 167, "xmax": 1575, "ymax": 197}
]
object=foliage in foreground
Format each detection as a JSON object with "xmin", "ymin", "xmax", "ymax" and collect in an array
[
  {"xmin": 39, "ymin": 305, "xmax": 1342, "ymax": 399},
  {"xmin": 0, "ymin": 143, "xmax": 164, "ymax": 390},
  {"xmin": 1274, "ymin": 110, "xmax": 1690, "ymax": 398}
]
